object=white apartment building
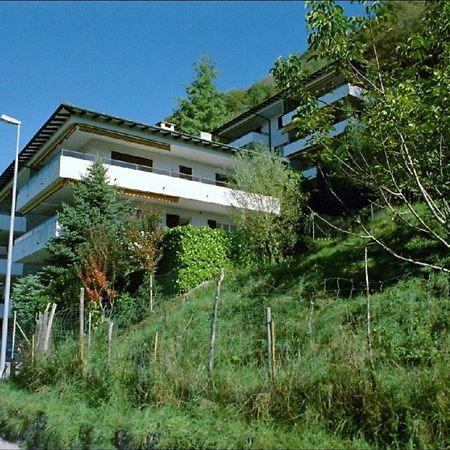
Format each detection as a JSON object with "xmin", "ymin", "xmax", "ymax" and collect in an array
[
  {"xmin": 0, "ymin": 103, "xmax": 277, "ymax": 301},
  {"xmin": 213, "ymin": 66, "xmax": 363, "ymax": 179}
]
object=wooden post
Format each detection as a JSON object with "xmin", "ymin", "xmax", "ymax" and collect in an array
[
  {"xmin": 31, "ymin": 333, "xmax": 35, "ymax": 364},
  {"xmin": 79, "ymin": 288, "xmax": 85, "ymax": 362},
  {"xmin": 35, "ymin": 312, "xmax": 43, "ymax": 354},
  {"xmin": 150, "ymin": 274, "xmax": 153, "ymax": 313},
  {"xmin": 270, "ymin": 318, "xmax": 276, "ymax": 379},
  {"xmin": 311, "ymin": 213, "xmax": 315, "ymax": 239},
  {"xmin": 365, "ymin": 247, "xmax": 376, "ymax": 386},
  {"xmin": 87, "ymin": 312, "xmax": 92, "ymax": 354},
  {"xmin": 11, "ymin": 311, "xmax": 17, "ymax": 360},
  {"xmin": 266, "ymin": 307, "xmax": 274, "ymax": 381},
  {"xmin": 153, "ymin": 331, "xmax": 159, "ymax": 361},
  {"xmin": 207, "ymin": 268, "xmax": 225, "ymax": 380},
  {"xmin": 107, "ymin": 321, "xmax": 114, "ymax": 366},
  {"xmin": 43, "ymin": 303, "xmax": 57, "ymax": 356}
]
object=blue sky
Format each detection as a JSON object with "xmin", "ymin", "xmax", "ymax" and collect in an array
[{"xmin": 0, "ymin": 1, "xmax": 363, "ymax": 174}]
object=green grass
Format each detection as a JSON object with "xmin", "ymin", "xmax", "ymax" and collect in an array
[{"xmin": 0, "ymin": 209, "xmax": 449, "ymax": 449}]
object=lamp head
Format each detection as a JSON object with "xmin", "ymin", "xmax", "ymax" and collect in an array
[{"xmin": 1, "ymin": 114, "xmax": 21, "ymax": 126}]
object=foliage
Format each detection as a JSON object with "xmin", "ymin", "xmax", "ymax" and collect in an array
[
  {"xmin": 2, "ymin": 216, "xmax": 450, "ymax": 448},
  {"xmin": 171, "ymin": 53, "xmax": 227, "ymax": 135},
  {"xmin": 159, "ymin": 225, "xmax": 232, "ymax": 294},
  {"xmin": 271, "ymin": 0, "xmax": 450, "ymax": 272},
  {"xmin": 12, "ymin": 274, "xmax": 52, "ymax": 333},
  {"xmin": 127, "ymin": 210, "xmax": 163, "ymax": 275},
  {"xmin": 231, "ymin": 144, "xmax": 308, "ymax": 264},
  {"xmin": 222, "ymin": 77, "xmax": 278, "ymax": 123},
  {"xmin": 45, "ymin": 160, "xmax": 135, "ymax": 305}
]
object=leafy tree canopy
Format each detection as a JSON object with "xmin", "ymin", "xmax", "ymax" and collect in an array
[
  {"xmin": 170, "ymin": 53, "xmax": 227, "ymax": 135},
  {"xmin": 271, "ymin": 0, "xmax": 449, "ymax": 272}
]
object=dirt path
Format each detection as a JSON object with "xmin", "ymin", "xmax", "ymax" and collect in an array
[{"xmin": 0, "ymin": 437, "xmax": 20, "ymax": 449}]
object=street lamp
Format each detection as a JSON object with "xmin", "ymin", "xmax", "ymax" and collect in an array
[{"xmin": 0, "ymin": 113, "xmax": 21, "ymax": 379}]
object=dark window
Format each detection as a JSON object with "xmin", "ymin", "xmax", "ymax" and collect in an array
[
  {"xmin": 207, "ymin": 219, "xmax": 217, "ymax": 229},
  {"xmin": 179, "ymin": 165, "xmax": 192, "ymax": 180},
  {"xmin": 277, "ymin": 116, "xmax": 284, "ymax": 129},
  {"xmin": 111, "ymin": 151, "xmax": 153, "ymax": 168},
  {"xmin": 166, "ymin": 214, "xmax": 179, "ymax": 228},
  {"xmin": 215, "ymin": 173, "xmax": 229, "ymax": 186}
]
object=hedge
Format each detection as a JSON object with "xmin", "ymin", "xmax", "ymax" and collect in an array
[{"xmin": 158, "ymin": 226, "xmax": 233, "ymax": 294}]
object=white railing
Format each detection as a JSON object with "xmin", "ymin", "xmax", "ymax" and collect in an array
[
  {"xmin": 16, "ymin": 152, "xmax": 62, "ymax": 212},
  {"xmin": 283, "ymin": 119, "xmax": 349, "ymax": 157},
  {"xmin": 0, "ymin": 213, "xmax": 26, "ymax": 233},
  {"xmin": 13, "ymin": 216, "xmax": 59, "ymax": 263},
  {"xmin": 229, "ymin": 131, "xmax": 269, "ymax": 149},
  {"xmin": 281, "ymin": 83, "xmax": 363, "ymax": 128},
  {"xmin": 0, "ymin": 259, "xmax": 24, "ymax": 277}
]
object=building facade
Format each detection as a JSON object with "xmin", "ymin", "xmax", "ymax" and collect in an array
[
  {"xmin": 0, "ymin": 103, "xmax": 276, "ymax": 308},
  {"xmin": 213, "ymin": 67, "xmax": 363, "ymax": 179}
]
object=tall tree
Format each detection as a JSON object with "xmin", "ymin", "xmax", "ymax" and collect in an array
[
  {"xmin": 271, "ymin": 1, "xmax": 449, "ymax": 272},
  {"xmin": 45, "ymin": 160, "xmax": 134, "ymax": 303},
  {"xmin": 171, "ymin": 54, "xmax": 227, "ymax": 135}
]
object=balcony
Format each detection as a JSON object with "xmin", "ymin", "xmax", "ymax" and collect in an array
[
  {"xmin": 281, "ymin": 83, "xmax": 363, "ymax": 128},
  {"xmin": 283, "ymin": 119, "xmax": 349, "ymax": 157},
  {"xmin": 0, "ymin": 259, "xmax": 25, "ymax": 277},
  {"xmin": 16, "ymin": 149, "xmax": 276, "ymax": 217},
  {"xmin": 0, "ymin": 214, "xmax": 26, "ymax": 234},
  {"xmin": 229, "ymin": 131, "xmax": 269, "ymax": 149},
  {"xmin": 13, "ymin": 216, "xmax": 60, "ymax": 264}
]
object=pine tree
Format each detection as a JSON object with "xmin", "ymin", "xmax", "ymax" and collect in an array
[
  {"xmin": 47, "ymin": 159, "xmax": 132, "ymax": 267},
  {"xmin": 171, "ymin": 54, "xmax": 227, "ymax": 135}
]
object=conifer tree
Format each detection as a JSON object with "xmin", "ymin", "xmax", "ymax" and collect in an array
[
  {"xmin": 47, "ymin": 159, "xmax": 132, "ymax": 267},
  {"xmin": 171, "ymin": 54, "xmax": 227, "ymax": 135}
]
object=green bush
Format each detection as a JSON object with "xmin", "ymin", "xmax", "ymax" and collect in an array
[
  {"xmin": 159, "ymin": 226, "xmax": 232, "ymax": 294},
  {"xmin": 12, "ymin": 274, "xmax": 53, "ymax": 333}
]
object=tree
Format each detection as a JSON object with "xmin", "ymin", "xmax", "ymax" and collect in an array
[
  {"xmin": 46, "ymin": 160, "xmax": 134, "ymax": 303},
  {"xmin": 171, "ymin": 54, "xmax": 227, "ymax": 135},
  {"xmin": 271, "ymin": 1, "xmax": 449, "ymax": 273},
  {"xmin": 231, "ymin": 144, "xmax": 308, "ymax": 264}
]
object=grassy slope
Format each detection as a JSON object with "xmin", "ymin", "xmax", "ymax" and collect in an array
[{"xmin": 0, "ymin": 211, "xmax": 449, "ymax": 449}]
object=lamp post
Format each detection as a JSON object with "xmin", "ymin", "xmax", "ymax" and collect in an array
[{"xmin": 0, "ymin": 114, "xmax": 21, "ymax": 379}]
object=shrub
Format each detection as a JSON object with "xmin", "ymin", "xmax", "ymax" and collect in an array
[
  {"xmin": 12, "ymin": 274, "xmax": 53, "ymax": 333},
  {"xmin": 159, "ymin": 226, "xmax": 232, "ymax": 294}
]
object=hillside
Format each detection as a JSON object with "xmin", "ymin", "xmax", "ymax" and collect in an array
[{"xmin": 0, "ymin": 210, "xmax": 448, "ymax": 449}]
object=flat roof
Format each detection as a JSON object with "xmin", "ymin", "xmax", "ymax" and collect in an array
[
  {"xmin": 213, "ymin": 62, "xmax": 339, "ymax": 136},
  {"xmin": 0, "ymin": 103, "xmax": 241, "ymax": 192}
]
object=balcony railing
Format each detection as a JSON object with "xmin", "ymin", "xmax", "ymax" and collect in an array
[
  {"xmin": 281, "ymin": 83, "xmax": 363, "ymax": 128},
  {"xmin": 0, "ymin": 213, "xmax": 26, "ymax": 233},
  {"xmin": 283, "ymin": 119, "xmax": 349, "ymax": 157},
  {"xmin": 62, "ymin": 149, "xmax": 232, "ymax": 188},
  {"xmin": 229, "ymin": 131, "xmax": 269, "ymax": 149}
]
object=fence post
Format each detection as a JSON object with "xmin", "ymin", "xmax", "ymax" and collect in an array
[
  {"xmin": 365, "ymin": 247, "xmax": 376, "ymax": 386},
  {"xmin": 207, "ymin": 268, "xmax": 225, "ymax": 381},
  {"xmin": 44, "ymin": 303, "xmax": 57, "ymax": 356},
  {"xmin": 266, "ymin": 307, "xmax": 274, "ymax": 381},
  {"xmin": 87, "ymin": 312, "xmax": 92, "ymax": 354},
  {"xmin": 79, "ymin": 288, "xmax": 85, "ymax": 362},
  {"xmin": 11, "ymin": 311, "xmax": 17, "ymax": 360},
  {"xmin": 153, "ymin": 331, "xmax": 159, "ymax": 361},
  {"xmin": 150, "ymin": 274, "xmax": 153, "ymax": 313},
  {"xmin": 107, "ymin": 321, "xmax": 114, "ymax": 366}
]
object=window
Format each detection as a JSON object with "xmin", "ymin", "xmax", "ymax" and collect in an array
[
  {"xmin": 207, "ymin": 219, "xmax": 217, "ymax": 229},
  {"xmin": 215, "ymin": 173, "xmax": 229, "ymax": 187},
  {"xmin": 179, "ymin": 166, "xmax": 192, "ymax": 180},
  {"xmin": 166, "ymin": 214, "xmax": 191, "ymax": 228},
  {"xmin": 111, "ymin": 151, "xmax": 153, "ymax": 169},
  {"xmin": 277, "ymin": 116, "xmax": 284, "ymax": 129},
  {"xmin": 166, "ymin": 214, "xmax": 179, "ymax": 228}
]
